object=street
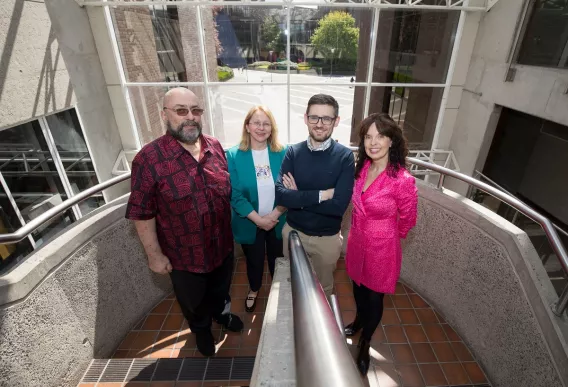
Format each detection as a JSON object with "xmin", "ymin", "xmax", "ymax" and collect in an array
[{"xmin": 213, "ymin": 69, "xmax": 405, "ymax": 147}]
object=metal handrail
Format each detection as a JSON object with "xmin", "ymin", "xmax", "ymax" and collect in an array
[
  {"xmin": 288, "ymin": 231, "xmax": 363, "ymax": 387},
  {"xmin": 0, "ymin": 156, "xmax": 566, "ymax": 315},
  {"xmin": 0, "ymin": 173, "xmax": 131, "ymax": 244},
  {"xmin": 472, "ymin": 170, "xmax": 568, "ymax": 239},
  {"xmin": 330, "ymin": 294, "xmax": 346, "ymax": 340}
]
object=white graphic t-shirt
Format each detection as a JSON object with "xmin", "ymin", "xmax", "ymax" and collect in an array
[{"xmin": 252, "ymin": 148, "xmax": 275, "ymax": 217}]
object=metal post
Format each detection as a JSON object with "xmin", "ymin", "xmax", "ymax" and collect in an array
[
  {"xmin": 289, "ymin": 231, "xmax": 363, "ymax": 387},
  {"xmin": 437, "ymin": 173, "xmax": 445, "ymax": 189}
]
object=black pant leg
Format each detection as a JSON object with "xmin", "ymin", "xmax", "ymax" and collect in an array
[
  {"xmin": 265, "ymin": 228, "xmax": 283, "ymax": 278},
  {"xmin": 352, "ymin": 280, "xmax": 369, "ymax": 323},
  {"xmin": 170, "ymin": 269, "xmax": 210, "ymax": 333},
  {"xmin": 241, "ymin": 229, "xmax": 267, "ymax": 292},
  {"xmin": 361, "ymin": 285, "xmax": 385, "ymax": 342},
  {"xmin": 207, "ymin": 251, "xmax": 235, "ymax": 320}
]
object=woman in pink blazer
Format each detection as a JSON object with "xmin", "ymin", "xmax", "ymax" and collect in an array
[{"xmin": 344, "ymin": 113, "xmax": 418, "ymax": 376}]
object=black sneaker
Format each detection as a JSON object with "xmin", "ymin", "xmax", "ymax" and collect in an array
[
  {"xmin": 216, "ymin": 313, "xmax": 244, "ymax": 332},
  {"xmin": 195, "ymin": 330, "xmax": 215, "ymax": 357}
]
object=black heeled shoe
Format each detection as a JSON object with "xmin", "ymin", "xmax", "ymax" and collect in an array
[
  {"xmin": 245, "ymin": 290, "xmax": 258, "ymax": 313},
  {"xmin": 356, "ymin": 336, "xmax": 371, "ymax": 376},
  {"xmin": 344, "ymin": 315, "xmax": 363, "ymax": 337}
]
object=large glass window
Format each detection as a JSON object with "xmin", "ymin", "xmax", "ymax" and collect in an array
[
  {"xmin": 352, "ymin": 9, "xmax": 458, "ymax": 148},
  {"xmin": 517, "ymin": 0, "xmax": 568, "ymax": 68},
  {"xmin": 110, "ymin": 4, "xmax": 461, "ymax": 148}
]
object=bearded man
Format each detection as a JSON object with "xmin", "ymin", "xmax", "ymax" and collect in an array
[{"xmin": 125, "ymin": 87, "xmax": 243, "ymax": 357}]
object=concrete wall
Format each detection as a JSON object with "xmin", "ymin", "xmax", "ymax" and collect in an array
[
  {"xmin": 446, "ymin": 0, "xmax": 568, "ymax": 194},
  {"xmin": 0, "ymin": 0, "xmax": 75, "ymax": 128},
  {"xmin": 0, "ymin": 198, "xmax": 171, "ymax": 387}
]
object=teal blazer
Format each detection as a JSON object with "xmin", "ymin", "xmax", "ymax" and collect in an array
[{"xmin": 226, "ymin": 145, "xmax": 287, "ymax": 245}]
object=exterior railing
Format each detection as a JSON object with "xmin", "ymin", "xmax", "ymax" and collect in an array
[{"xmin": 1, "ymin": 156, "xmax": 566, "ymax": 316}]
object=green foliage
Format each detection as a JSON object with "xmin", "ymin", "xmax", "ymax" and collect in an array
[
  {"xmin": 217, "ymin": 66, "xmax": 234, "ymax": 82},
  {"xmin": 249, "ymin": 61, "xmax": 272, "ymax": 68},
  {"xmin": 310, "ymin": 11, "xmax": 359, "ymax": 62},
  {"xmin": 261, "ymin": 16, "xmax": 285, "ymax": 52}
]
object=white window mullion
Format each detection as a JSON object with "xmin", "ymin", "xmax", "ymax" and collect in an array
[
  {"xmin": 196, "ymin": 5, "xmax": 216, "ymax": 139},
  {"xmin": 38, "ymin": 117, "xmax": 83, "ymax": 221},
  {"xmin": 364, "ymin": 8, "xmax": 380, "ymax": 118}
]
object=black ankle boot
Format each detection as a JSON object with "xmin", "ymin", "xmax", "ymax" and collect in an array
[
  {"xmin": 344, "ymin": 315, "xmax": 363, "ymax": 337},
  {"xmin": 356, "ymin": 336, "xmax": 371, "ymax": 376}
]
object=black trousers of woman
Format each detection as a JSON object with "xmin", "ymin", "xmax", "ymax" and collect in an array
[
  {"xmin": 241, "ymin": 227, "xmax": 283, "ymax": 292},
  {"xmin": 353, "ymin": 281, "xmax": 386, "ymax": 341}
]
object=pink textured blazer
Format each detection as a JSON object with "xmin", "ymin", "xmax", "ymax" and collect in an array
[{"xmin": 345, "ymin": 160, "xmax": 418, "ymax": 294}]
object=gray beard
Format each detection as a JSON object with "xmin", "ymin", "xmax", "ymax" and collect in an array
[{"xmin": 167, "ymin": 120, "xmax": 202, "ymax": 144}]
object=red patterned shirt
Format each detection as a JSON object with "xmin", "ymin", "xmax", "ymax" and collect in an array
[{"xmin": 125, "ymin": 133, "xmax": 233, "ymax": 273}]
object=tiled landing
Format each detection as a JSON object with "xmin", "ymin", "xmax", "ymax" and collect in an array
[{"xmin": 78, "ymin": 257, "xmax": 491, "ymax": 387}]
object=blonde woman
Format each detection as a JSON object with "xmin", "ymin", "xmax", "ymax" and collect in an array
[{"xmin": 226, "ymin": 106, "xmax": 287, "ymax": 312}]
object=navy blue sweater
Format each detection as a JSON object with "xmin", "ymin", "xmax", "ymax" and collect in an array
[{"xmin": 275, "ymin": 141, "xmax": 355, "ymax": 236}]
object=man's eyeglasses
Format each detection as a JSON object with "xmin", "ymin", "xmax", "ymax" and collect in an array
[
  {"xmin": 164, "ymin": 107, "xmax": 205, "ymax": 117},
  {"xmin": 249, "ymin": 121, "xmax": 272, "ymax": 129},
  {"xmin": 307, "ymin": 115, "xmax": 336, "ymax": 125}
]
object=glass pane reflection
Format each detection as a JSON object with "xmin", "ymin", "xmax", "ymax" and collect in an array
[
  {"xmin": 46, "ymin": 109, "xmax": 103, "ymax": 216},
  {"xmin": 0, "ymin": 121, "xmax": 74, "ymax": 248}
]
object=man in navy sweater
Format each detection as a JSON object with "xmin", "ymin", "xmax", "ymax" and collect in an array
[{"xmin": 276, "ymin": 94, "xmax": 355, "ymax": 297}]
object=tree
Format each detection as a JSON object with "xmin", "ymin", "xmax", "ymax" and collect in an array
[
  {"xmin": 310, "ymin": 11, "xmax": 359, "ymax": 62},
  {"xmin": 261, "ymin": 15, "xmax": 285, "ymax": 53}
]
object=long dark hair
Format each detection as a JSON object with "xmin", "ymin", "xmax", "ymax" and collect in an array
[{"xmin": 354, "ymin": 113, "xmax": 409, "ymax": 179}]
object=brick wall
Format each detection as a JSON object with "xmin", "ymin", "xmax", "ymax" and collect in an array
[{"xmin": 113, "ymin": 7, "xmax": 165, "ymax": 145}]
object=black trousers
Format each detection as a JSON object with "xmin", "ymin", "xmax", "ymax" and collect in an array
[
  {"xmin": 169, "ymin": 252, "xmax": 234, "ymax": 333},
  {"xmin": 352, "ymin": 281, "xmax": 385, "ymax": 341},
  {"xmin": 241, "ymin": 228, "xmax": 282, "ymax": 292}
]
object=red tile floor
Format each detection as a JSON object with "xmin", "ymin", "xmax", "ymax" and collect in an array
[{"xmin": 81, "ymin": 256, "xmax": 490, "ymax": 387}]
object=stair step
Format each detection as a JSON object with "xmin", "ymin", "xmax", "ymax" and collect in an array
[{"xmin": 79, "ymin": 356, "xmax": 254, "ymax": 385}]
